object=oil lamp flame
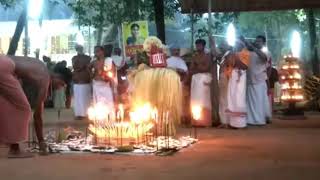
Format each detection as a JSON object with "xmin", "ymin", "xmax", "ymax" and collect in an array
[
  {"xmin": 192, "ymin": 105, "xmax": 202, "ymax": 121},
  {"xmin": 87, "ymin": 102, "xmax": 109, "ymax": 121}
]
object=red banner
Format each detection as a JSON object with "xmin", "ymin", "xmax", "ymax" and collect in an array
[
  {"xmin": 125, "ymin": 45, "xmax": 143, "ymax": 57},
  {"xmin": 149, "ymin": 53, "xmax": 167, "ymax": 67}
]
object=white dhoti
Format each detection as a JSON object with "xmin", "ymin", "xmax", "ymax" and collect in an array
[
  {"xmin": 73, "ymin": 84, "xmax": 91, "ymax": 117},
  {"xmin": 219, "ymin": 73, "xmax": 229, "ymax": 125},
  {"xmin": 191, "ymin": 73, "xmax": 212, "ymax": 126},
  {"xmin": 246, "ymin": 82, "xmax": 271, "ymax": 125},
  {"xmin": 227, "ymin": 69, "xmax": 247, "ymax": 128},
  {"xmin": 92, "ymin": 80, "xmax": 115, "ymax": 117}
]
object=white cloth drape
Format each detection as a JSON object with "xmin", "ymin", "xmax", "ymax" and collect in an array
[
  {"xmin": 246, "ymin": 82, "xmax": 271, "ymax": 125},
  {"xmin": 191, "ymin": 73, "xmax": 212, "ymax": 110},
  {"xmin": 92, "ymin": 80, "xmax": 115, "ymax": 117},
  {"xmin": 227, "ymin": 69, "xmax": 247, "ymax": 128},
  {"xmin": 73, "ymin": 84, "xmax": 91, "ymax": 117}
]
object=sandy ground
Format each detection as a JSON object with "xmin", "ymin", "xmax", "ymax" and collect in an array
[{"xmin": 1, "ymin": 109, "xmax": 320, "ymax": 180}]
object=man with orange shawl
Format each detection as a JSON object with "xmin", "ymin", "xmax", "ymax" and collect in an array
[{"xmin": 225, "ymin": 40, "xmax": 250, "ymax": 129}]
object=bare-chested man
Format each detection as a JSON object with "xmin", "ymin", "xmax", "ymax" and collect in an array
[
  {"xmin": 89, "ymin": 46, "xmax": 117, "ymax": 117},
  {"xmin": 190, "ymin": 39, "xmax": 212, "ymax": 127},
  {"xmin": 10, "ymin": 56, "xmax": 50, "ymax": 154},
  {"xmin": 72, "ymin": 45, "xmax": 91, "ymax": 120}
]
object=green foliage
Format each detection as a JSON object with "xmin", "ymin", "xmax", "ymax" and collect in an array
[
  {"xmin": 190, "ymin": 13, "xmax": 238, "ymax": 39},
  {"xmin": 65, "ymin": 0, "xmax": 179, "ymax": 29},
  {"xmin": 0, "ymin": 0, "xmax": 21, "ymax": 8}
]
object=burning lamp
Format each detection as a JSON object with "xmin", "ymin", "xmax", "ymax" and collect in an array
[
  {"xmin": 279, "ymin": 37, "xmax": 305, "ymax": 118},
  {"xmin": 191, "ymin": 105, "xmax": 202, "ymax": 138}
]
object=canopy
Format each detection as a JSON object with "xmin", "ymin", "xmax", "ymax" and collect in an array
[{"xmin": 180, "ymin": 0, "xmax": 320, "ymax": 13}]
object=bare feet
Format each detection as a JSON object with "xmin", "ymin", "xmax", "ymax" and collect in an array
[
  {"xmin": 7, "ymin": 144, "xmax": 34, "ymax": 159},
  {"xmin": 38, "ymin": 141, "xmax": 48, "ymax": 156}
]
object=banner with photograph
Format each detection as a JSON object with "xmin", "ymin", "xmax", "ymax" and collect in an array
[{"xmin": 122, "ymin": 21, "xmax": 148, "ymax": 57}]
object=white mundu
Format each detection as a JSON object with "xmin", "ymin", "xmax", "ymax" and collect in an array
[
  {"xmin": 92, "ymin": 57, "xmax": 116, "ymax": 117},
  {"xmin": 73, "ymin": 84, "xmax": 91, "ymax": 117},
  {"xmin": 191, "ymin": 73, "xmax": 212, "ymax": 110},
  {"xmin": 246, "ymin": 52, "xmax": 271, "ymax": 125},
  {"xmin": 227, "ymin": 69, "xmax": 247, "ymax": 128}
]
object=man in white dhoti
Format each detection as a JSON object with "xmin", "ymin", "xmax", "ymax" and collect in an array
[
  {"xmin": 72, "ymin": 45, "xmax": 92, "ymax": 120},
  {"xmin": 226, "ymin": 41, "xmax": 250, "ymax": 129},
  {"xmin": 244, "ymin": 36, "xmax": 271, "ymax": 125},
  {"xmin": 217, "ymin": 41, "xmax": 233, "ymax": 128},
  {"xmin": 190, "ymin": 39, "xmax": 212, "ymax": 127},
  {"xmin": 90, "ymin": 46, "xmax": 117, "ymax": 118}
]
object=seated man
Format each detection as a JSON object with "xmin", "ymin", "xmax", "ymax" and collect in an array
[{"xmin": 10, "ymin": 56, "xmax": 50, "ymax": 154}]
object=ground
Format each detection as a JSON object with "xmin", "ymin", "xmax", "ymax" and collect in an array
[{"xmin": 1, "ymin": 109, "xmax": 320, "ymax": 180}]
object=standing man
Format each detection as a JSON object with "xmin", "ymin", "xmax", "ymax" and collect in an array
[
  {"xmin": 72, "ymin": 45, "xmax": 92, "ymax": 120},
  {"xmin": 226, "ymin": 40, "xmax": 250, "ymax": 129},
  {"xmin": 190, "ymin": 39, "xmax": 212, "ymax": 127},
  {"xmin": 54, "ymin": 60, "xmax": 72, "ymax": 108},
  {"xmin": 90, "ymin": 46, "xmax": 117, "ymax": 117},
  {"xmin": 167, "ymin": 45, "xmax": 189, "ymax": 125},
  {"xmin": 217, "ymin": 41, "xmax": 233, "ymax": 128},
  {"xmin": 244, "ymin": 35, "xmax": 271, "ymax": 125}
]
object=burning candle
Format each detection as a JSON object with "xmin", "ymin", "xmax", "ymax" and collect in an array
[{"xmin": 118, "ymin": 104, "xmax": 124, "ymax": 122}]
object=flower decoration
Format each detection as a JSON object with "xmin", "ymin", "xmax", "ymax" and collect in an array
[{"xmin": 143, "ymin": 36, "xmax": 163, "ymax": 54}]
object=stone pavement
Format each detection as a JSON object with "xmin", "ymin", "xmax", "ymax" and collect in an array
[{"xmin": 0, "ymin": 109, "xmax": 320, "ymax": 180}]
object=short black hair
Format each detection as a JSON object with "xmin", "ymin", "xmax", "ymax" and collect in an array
[
  {"xmin": 195, "ymin": 39, "xmax": 206, "ymax": 46},
  {"xmin": 131, "ymin": 23, "xmax": 140, "ymax": 30},
  {"xmin": 256, "ymin": 35, "xmax": 266, "ymax": 43},
  {"xmin": 94, "ymin": 45, "xmax": 104, "ymax": 51}
]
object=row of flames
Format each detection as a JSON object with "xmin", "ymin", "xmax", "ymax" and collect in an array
[
  {"xmin": 86, "ymin": 102, "xmax": 202, "ymax": 144},
  {"xmin": 280, "ymin": 56, "xmax": 304, "ymax": 102}
]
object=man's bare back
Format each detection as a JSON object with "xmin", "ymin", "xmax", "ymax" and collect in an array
[{"xmin": 9, "ymin": 56, "xmax": 50, "ymax": 153}]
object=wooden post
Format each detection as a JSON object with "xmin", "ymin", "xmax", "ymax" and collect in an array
[
  {"xmin": 307, "ymin": 9, "xmax": 319, "ymax": 75},
  {"xmin": 24, "ymin": 0, "xmax": 29, "ymax": 57},
  {"xmin": 208, "ymin": 0, "xmax": 220, "ymax": 126}
]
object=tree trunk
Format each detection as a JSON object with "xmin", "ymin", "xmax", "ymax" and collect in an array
[
  {"xmin": 7, "ymin": 9, "xmax": 26, "ymax": 55},
  {"xmin": 153, "ymin": 0, "xmax": 165, "ymax": 43},
  {"xmin": 96, "ymin": 25, "xmax": 103, "ymax": 46},
  {"xmin": 307, "ymin": 9, "xmax": 320, "ymax": 75}
]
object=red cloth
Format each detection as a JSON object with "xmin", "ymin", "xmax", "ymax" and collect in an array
[{"xmin": 0, "ymin": 56, "xmax": 31, "ymax": 143}]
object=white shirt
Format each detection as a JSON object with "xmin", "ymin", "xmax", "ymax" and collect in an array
[
  {"xmin": 247, "ymin": 51, "xmax": 268, "ymax": 84},
  {"xmin": 111, "ymin": 55, "xmax": 125, "ymax": 70},
  {"xmin": 166, "ymin": 56, "xmax": 188, "ymax": 72}
]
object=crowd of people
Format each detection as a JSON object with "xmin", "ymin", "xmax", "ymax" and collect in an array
[{"xmin": 0, "ymin": 34, "xmax": 279, "ymax": 158}]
